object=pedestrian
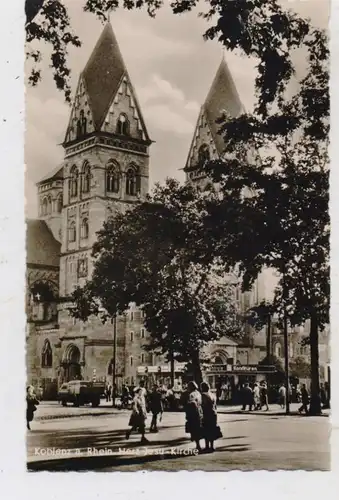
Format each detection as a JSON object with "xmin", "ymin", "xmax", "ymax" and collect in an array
[
  {"xmin": 149, "ymin": 385, "xmax": 163, "ymax": 433},
  {"xmin": 184, "ymin": 381, "xmax": 204, "ymax": 453},
  {"xmin": 201, "ymin": 382, "xmax": 221, "ymax": 453},
  {"xmin": 253, "ymin": 382, "xmax": 261, "ymax": 410},
  {"xmin": 26, "ymin": 386, "xmax": 40, "ymax": 431},
  {"xmin": 278, "ymin": 383, "xmax": 287, "ymax": 409},
  {"xmin": 260, "ymin": 382, "xmax": 269, "ymax": 411},
  {"xmin": 139, "ymin": 379, "xmax": 147, "ymax": 399},
  {"xmin": 320, "ymin": 383, "xmax": 327, "ymax": 408},
  {"xmin": 121, "ymin": 384, "xmax": 130, "ymax": 409},
  {"xmin": 241, "ymin": 383, "xmax": 253, "ymax": 411},
  {"xmin": 298, "ymin": 384, "xmax": 309, "ymax": 415},
  {"xmin": 126, "ymin": 387, "xmax": 148, "ymax": 444}
]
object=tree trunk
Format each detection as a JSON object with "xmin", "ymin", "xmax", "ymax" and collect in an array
[
  {"xmin": 309, "ymin": 311, "xmax": 322, "ymax": 416},
  {"xmin": 191, "ymin": 350, "xmax": 203, "ymax": 386}
]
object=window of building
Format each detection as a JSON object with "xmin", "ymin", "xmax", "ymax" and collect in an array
[
  {"xmin": 106, "ymin": 162, "xmax": 120, "ymax": 193},
  {"xmin": 41, "ymin": 339, "xmax": 52, "ymax": 368},
  {"xmin": 41, "ymin": 197, "xmax": 48, "ymax": 216},
  {"xmin": 275, "ymin": 342, "xmax": 282, "ymax": 358},
  {"xmin": 56, "ymin": 194, "xmax": 63, "ymax": 213},
  {"xmin": 81, "ymin": 163, "xmax": 91, "ymax": 193},
  {"xmin": 130, "ymin": 356, "xmax": 133, "ymax": 367},
  {"xmin": 130, "ymin": 311, "xmax": 134, "ymax": 321},
  {"xmin": 126, "ymin": 167, "xmax": 138, "ymax": 196},
  {"xmin": 141, "ymin": 328, "xmax": 145, "ymax": 339},
  {"xmin": 130, "ymin": 331, "xmax": 134, "ymax": 342},
  {"xmin": 141, "ymin": 353, "xmax": 145, "ymax": 363},
  {"xmin": 116, "ymin": 113, "xmax": 130, "ymax": 135},
  {"xmin": 47, "ymin": 195, "xmax": 52, "ymax": 215},
  {"xmin": 76, "ymin": 109, "xmax": 87, "ymax": 138},
  {"xmin": 78, "ymin": 257, "xmax": 88, "ymax": 278},
  {"xmin": 68, "ymin": 221, "xmax": 76, "ymax": 242},
  {"xmin": 80, "ymin": 218, "xmax": 89, "ymax": 239},
  {"xmin": 198, "ymin": 144, "xmax": 210, "ymax": 166},
  {"xmin": 69, "ymin": 166, "xmax": 78, "ymax": 197}
]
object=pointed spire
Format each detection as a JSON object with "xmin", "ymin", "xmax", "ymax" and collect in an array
[
  {"xmin": 203, "ymin": 57, "xmax": 244, "ymax": 154},
  {"xmin": 82, "ymin": 22, "xmax": 127, "ymax": 130}
]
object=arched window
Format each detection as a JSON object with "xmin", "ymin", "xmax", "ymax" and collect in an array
[
  {"xmin": 106, "ymin": 163, "xmax": 120, "ymax": 193},
  {"xmin": 57, "ymin": 194, "xmax": 63, "ymax": 213},
  {"xmin": 41, "ymin": 339, "xmax": 53, "ymax": 368},
  {"xmin": 275, "ymin": 342, "xmax": 282, "ymax": 358},
  {"xmin": 80, "ymin": 218, "xmax": 89, "ymax": 239},
  {"xmin": 68, "ymin": 221, "xmax": 76, "ymax": 242},
  {"xmin": 116, "ymin": 113, "xmax": 130, "ymax": 135},
  {"xmin": 198, "ymin": 144, "xmax": 210, "ymax": 165},
  {"xmin": 126, "ymin": 167, "xmax": 138, "ymax": 196},
  {"xmin": 69, "ymin": 166, "xmax": 78, "ymax": 197},
  {"xmin": 41, "ymin": 197, "xmax": 48, "ymax": 216},
  {"xmin": 47, "ymin": 195, "xmax": 52, "ymax": 215},
  {"xmin": 81, "ymin": 163, "xmax": 91, "ymax": 193}
]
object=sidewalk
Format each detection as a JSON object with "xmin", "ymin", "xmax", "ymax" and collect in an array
[{"xmin": 218, "ymin": 402, "xmax": 330, "ymax": 417}]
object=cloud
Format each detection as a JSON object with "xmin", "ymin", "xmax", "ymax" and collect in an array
[{"xmin": 145, "ymin": 104, "xmax": 196, "ymax": 135}]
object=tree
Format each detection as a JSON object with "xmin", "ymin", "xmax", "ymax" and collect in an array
[
  {"xmin": 289, "ymin": 356, "xmax": 311, "ymax": 380},
  {"xmin": 26, "ymin": 0, "xmax": 315, "ymax": 111},
  {"xmin": 71, "ymin": 179, "xmax": 242, "ymax": 385},
  {"xmin": 202, "ymin": 22, "xmax": 328, "ymax": 415}
]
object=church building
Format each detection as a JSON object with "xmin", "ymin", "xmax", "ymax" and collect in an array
[{"xmin": 26, "ymin": 23, "xmax": 328, "ymax": 399}]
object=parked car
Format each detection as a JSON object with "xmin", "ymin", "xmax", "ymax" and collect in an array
[{"xmin": 58, "ymin": 380, "xmax": 104, "ymax": 407}]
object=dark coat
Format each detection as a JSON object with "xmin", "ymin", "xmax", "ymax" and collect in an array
[
  {"xmin": 148, "ymin": 390, "xmax": 163, "ymax": 414},
  {"xmin": 26, "ymin": 395, "xmax": 39, "ymax": 422},
  {"xmin": 201, "ymin": 392, "xmax": 218, "ymax": 440}
]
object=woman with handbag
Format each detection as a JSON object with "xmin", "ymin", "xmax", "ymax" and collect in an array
[
  {"xmin": 26, "ymin": 385, "xmax": 40, "ymax": 431},
  {"xmin": 126, "ymin": 387, "xmax": 149, "ymax": 444},
  {"xmin": 184, "ymin": 381, "xmax": 204, "ymax": 453},
  {"xmin": 201, "ymin": 382, "xmax": 222, "ymax": 453}
]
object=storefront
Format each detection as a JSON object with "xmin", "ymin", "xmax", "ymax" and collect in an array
[
  {"xmin": 204, "ymin": 364, "xmax": 276, "ymax": 403},
  {"xmin": 137, "ymin": 363, "xmax": 186, "ymax": 389}
]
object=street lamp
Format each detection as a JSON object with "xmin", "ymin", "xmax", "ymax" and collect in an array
[{"xmin": 282, "ymin": 264, "xmax": 290, "ymax": 415}]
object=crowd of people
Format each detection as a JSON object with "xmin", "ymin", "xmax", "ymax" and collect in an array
[{"xmin": 125, "ymin": 380, "xmax": 222, "ymax": 453}]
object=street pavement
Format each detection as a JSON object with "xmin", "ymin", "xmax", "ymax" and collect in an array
[{"xmin": 27, "ymin": 402, "xmax": 330, "ymax": 472}]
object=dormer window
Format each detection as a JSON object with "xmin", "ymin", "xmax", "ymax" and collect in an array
[
  {"xmin": 116, "ymin": 113, "xmax": 129, "ymax": 135},
  {"xmin": 76, "ymin": 109, "xmax": 87, "ymax": 138},
  {"xmin": 198, "ymin": 144, "xmax": 210, "ymax": 166}
]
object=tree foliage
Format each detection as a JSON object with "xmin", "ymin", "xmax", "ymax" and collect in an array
[
  {"xmin": 72, "ymin": 179, "xmax": 242, "ymax": 382},
  {"xmin": 201, "ymin": 13, "xmax": 328, "ymax": 414}
]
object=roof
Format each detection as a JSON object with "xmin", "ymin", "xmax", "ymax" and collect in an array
[
  {"xmin": 82, "ymin": 22, "xmax": 127, "ymax": 131},
  {"xmin": 203, "ymin": 58, "xmax": 244, "ymax": 154},
  {"xmin": 26, "ymin": 219, "xmax": 61, "ymax": 268},
  {"xmin": 37, "ymin": 165, "xmax": 63, "ymax": 185}
]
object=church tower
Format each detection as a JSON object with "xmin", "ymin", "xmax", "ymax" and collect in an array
[
  {"xmin": 184, "ymin": 57, "xmax": 244, "ymax": 189},
  {"xmin": 59, "ymin": 23, "xmax": 152, "ymax": 297}
]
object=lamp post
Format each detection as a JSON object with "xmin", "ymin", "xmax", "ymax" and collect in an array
[
  {"xmin": 112, "ymin": 314, "xmax": 117, "ymax": 407},
  {"xmin": 282, "ymin": 264, "xmax": 290, "ymax": 415}
]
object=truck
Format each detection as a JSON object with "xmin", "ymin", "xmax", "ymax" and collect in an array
[{"xmin": 57, "ymin": 380, "xmax": 105, "ymax": 407}]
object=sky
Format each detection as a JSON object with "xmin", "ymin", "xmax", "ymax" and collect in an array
[{"xmin": 25, "ymin": 0, "xmax": 329, "ymax": 218}]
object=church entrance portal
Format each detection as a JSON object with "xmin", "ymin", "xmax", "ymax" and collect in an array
[{"xmin": 61, "ymin": 344, "xmax": 82, "ymax": 382}]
